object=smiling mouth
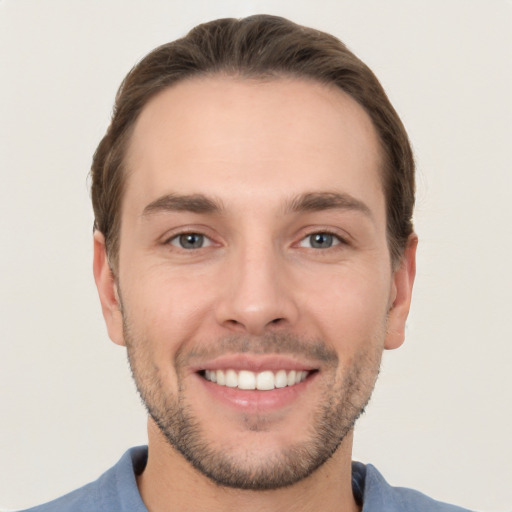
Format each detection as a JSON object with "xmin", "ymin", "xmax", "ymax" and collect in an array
[{"xmin": 200, "ymin": 369, "xmax": 315, "ymax": 391}]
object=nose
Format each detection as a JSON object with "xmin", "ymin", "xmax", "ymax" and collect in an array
[{"xmin": 215, "ymin": 243, "xmax": 299, "ymax": 336}]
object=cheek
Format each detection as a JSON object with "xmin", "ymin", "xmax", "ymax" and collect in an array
[
  {"xmin": 120, "ymin": 266, "xmax": 217, "ymax": 349},
  {"xmin": 299, "ymin": 265, "xmax": 391, "ymax": 350}
]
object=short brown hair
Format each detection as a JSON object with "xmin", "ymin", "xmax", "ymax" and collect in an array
[{"xmin": 91, "ymin": 14, "xmax": 414, "ymax": 270}]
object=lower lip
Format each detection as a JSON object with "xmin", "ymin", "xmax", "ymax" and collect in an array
[{"xmin": 196, "ymin": 372, "xmax": 317, "ymax": 412}]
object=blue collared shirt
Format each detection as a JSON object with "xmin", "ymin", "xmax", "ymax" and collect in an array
[{"xmin": 19, "ymin": 446, "xmax": 476, "ymax": 511}]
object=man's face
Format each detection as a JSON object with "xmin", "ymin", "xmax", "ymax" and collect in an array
[{"xmin": 94, "ymin": 76, "xmax": 415, "ymax": 489}]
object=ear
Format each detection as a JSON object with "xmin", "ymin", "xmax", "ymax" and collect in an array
[
  {"xmin": 384, "ymin": 234, "xmax": 418, "ymax": 350},
  {"xmin": 93, "ymin": 231, "xmax": 125, "ymax": 346}
]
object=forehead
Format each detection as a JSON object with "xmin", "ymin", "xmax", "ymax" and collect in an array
[{"xmin": 123, "ymin": 75, "xmax": 384, "ymax": 216}]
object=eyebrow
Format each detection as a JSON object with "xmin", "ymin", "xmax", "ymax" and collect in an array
[
  {"xmin": 141, "ymin": 191, "xmax": 371, "ymax": 218},
  {"xmin": 286, "ymin": 191, "xmax": 372, "ymax": 217},
  {"xmin": 142, "ymin": 193, "xmax": 224, "ymax": 217}
]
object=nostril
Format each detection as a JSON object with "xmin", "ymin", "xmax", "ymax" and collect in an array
[
  {"xmin": 221, "ymin": 315, "xmax": 289, "ymax": 335},
  {"xmin": 223, "ymin": 319, "xmax": 246, "ymax": 331}
]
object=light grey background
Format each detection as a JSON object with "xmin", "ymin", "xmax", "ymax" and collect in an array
[{"xmin": 1, "ymin": 1, "xmax": 511, "ymax": 510}]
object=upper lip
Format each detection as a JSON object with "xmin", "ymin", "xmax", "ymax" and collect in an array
[{"xmin": 190, "ymin": 354, "xmax": 319, "ymax": 374}]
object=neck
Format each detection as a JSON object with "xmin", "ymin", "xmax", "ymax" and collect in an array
[{"xmin": 137, "ymin": 419, "xmax": 360, "ymax": 512}]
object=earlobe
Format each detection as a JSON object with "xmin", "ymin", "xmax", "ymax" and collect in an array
[
  {"xmin": 384, "ymin": 234, "xmax": 418, "ymax": 350},
  {"xmin": 93, "ymin": 231, "xmax": 125, "ymax": 346}
]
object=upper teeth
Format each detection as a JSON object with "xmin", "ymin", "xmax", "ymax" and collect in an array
[{"xmin": 204, "ymin": 369, "xmax": 309, "ymax": 390}]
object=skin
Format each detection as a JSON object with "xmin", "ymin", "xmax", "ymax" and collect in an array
[{"xmin": 94, "ymin": 76, "xmax": 417, "ymax": 512}]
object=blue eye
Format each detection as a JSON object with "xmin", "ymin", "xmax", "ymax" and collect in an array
[
  {"xmin": 299, "ymin": 232, "xmax": 341, "ymax": 249},
  {"xmin": 170, "ymin": 233, "xmax": 210, "ymax": 249}
]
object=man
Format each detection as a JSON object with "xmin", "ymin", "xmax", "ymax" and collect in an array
[{"xmin": 22, "ymin": 14, "xmax": 474, "ymax": 512}]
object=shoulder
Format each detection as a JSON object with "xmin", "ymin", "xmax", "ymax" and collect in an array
[
  {"xmin": 16, "ymin": 446, "xmax": 148, "ymax": 512},
  {"xmin": 353, "ymin": 462, "xmax": 477, "ymax": 512},
  {"xmin": 15, "ymin": 480, "xmax": 100, "ymax": 512}
]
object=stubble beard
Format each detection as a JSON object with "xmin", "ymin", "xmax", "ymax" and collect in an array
[{"xmin": 124, "ymin": 321, "xmax": 383, "ymax": 491}]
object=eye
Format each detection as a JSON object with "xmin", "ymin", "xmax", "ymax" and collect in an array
[
  {"xmin": 169, "ymin": 233, "xmax": 212, "ymax": 250},
  {"xmin": 299, "ymin": 232, "xmax": 341, "ymax": 249}
]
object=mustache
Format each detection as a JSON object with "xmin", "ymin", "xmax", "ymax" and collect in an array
[{"xmin": 175, "ymin": 332, "xmax": 339, "ymax": 368}]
